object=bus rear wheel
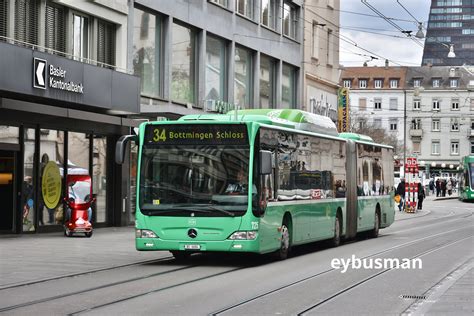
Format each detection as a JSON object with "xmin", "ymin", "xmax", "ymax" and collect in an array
[
  {"xmin": 369, "ymin": 211, "xmax": 380, "ymax": 238},
  {"xmin": 331, "ymin": 216, "xmax": 341, "ymax": 247}
]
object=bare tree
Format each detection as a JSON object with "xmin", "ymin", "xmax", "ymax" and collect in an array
[{"xmin": 349, "ymin": 113, "xmax": 403, "ymax": 156}]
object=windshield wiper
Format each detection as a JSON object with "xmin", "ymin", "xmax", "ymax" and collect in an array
[
  {"xmin": 196, "ymin": 205, "xmax": 236, "ymax": 217},
  {"xmin": 141, "ymin": 206, "xmax": 212, "ymax": 216},
  {"xmin": 141, "ymin": 204, "xmax": 236, "ymax": 217}
]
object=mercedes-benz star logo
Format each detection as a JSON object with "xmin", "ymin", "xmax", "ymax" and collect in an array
[{"xmin": 188, "ymin": 228, "xmax": 198, "ymax": 239}]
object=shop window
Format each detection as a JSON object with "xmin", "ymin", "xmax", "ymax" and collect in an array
[
  {"xmin": 205, "ymin": 34, "xmax": 227, "ymax": 102},
  {"xmin": 260, "ymin": 54, "xmax": 276, "ymax": 108},
  {"xmin": 39, "ymin": 129, "xmax": 65, "ymax": 226},
  {"xmin": 22, "ymin": 128, "xmax": 36, "ymax": 232},
  {"xmin": 0, "ymin": 126, "xmax": 19, "ymax": 144},
  {"xmin": 171, "ymin": 22, "xmax": 196, "ymax": 105},
  {"xmin": 93, "ymin": 136, "xmax": 106, "ymax": 223},
  {"xmin": 133, "ymin": 8, "xmax": 162, "ymax": 98},
  {"xmin": 281, "ymin": 63, "xmax": 296, "ymax": 109},
  {"xmin": 234, "ymin": 46, "xmax": 252, "ymax": 108}
]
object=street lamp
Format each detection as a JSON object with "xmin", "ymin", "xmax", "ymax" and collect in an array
[
  {"xmin": 447, "ymin": 44, "xmax": 456, "ymax": 58},
  {"xmin": 415, "ymin": 22, "xmax": 425, "ymax": 39}
]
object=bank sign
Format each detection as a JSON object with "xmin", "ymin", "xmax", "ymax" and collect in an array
[{"xmin": 33, "ymin": 58, "xmax": 84, "ymax": 94}]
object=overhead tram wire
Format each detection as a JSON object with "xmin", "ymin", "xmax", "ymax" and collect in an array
[
  {"xmin": 361, "ymin": 0, "xmax": 424, "ymax": 48},
  {"xmin": 396, "ymin": 0, "xmax": 422, "ymax": 24},
  {"xmin": 303, "ymin": 3, "xmax": 415, "ymax": 23}
]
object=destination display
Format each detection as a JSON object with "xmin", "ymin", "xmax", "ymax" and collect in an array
[{"xmin": 144, "ymin": 124, "xmax": 248, "ymax": 145}]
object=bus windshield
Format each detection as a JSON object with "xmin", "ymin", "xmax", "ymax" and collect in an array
[{"xmin": 139, "ymin": 144, "xmax": 250, "ymax": 216}]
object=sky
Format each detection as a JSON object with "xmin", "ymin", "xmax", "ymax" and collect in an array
[{"xmin": 339, "ymin": 0, "xmax": 431, "ymax": 67}]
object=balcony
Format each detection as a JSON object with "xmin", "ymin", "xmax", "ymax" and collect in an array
[{"xmin": 410, "ymin": 128, "xmax": 423, "ymax": 138}]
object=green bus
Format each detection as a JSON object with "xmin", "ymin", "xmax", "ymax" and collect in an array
[
  {"xmin": 116, "ymin": 109, "xmax": 395, "ymax": 260},
  {"xmin": 459, "ymin": 155, "xmax": 474, "ymax": 202}
]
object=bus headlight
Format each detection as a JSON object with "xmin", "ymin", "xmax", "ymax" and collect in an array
[
  {"xmin": 228, "ymin": 231, "xmax": 257, "ymax": 240},
  {"xmin": 136, "ymin": 229, "xmax": 158, "ymax": 238}
]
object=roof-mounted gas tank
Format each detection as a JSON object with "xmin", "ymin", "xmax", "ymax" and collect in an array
[{"xmin": 227, "ymin": 109, "xmax": 339, "ymax": 136}]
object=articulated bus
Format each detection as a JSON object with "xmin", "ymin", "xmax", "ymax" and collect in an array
[
  {"xmin": 459, "ymin": 155, "xmax": 474, "ymax": 202},
  {"xmin": 116, "ymin": 109, "xmax": 395, "ymax": 260}
]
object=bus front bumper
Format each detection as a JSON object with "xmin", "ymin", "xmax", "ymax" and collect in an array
[{"xmin": 136, "ymin": 238, "xmax": 260, "ymax": 253}]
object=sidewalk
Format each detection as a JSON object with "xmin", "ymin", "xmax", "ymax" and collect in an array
[
  {"xmin": 405, "ymin": 259, "xmax": 474, "ymax": 315},
  {"xmin": 425, "ymin": 192, "xmax": 459, "ymax": 201},
  {"xmin": 0, "ymin": 226, "xmax": 160, "ymax": 289}
]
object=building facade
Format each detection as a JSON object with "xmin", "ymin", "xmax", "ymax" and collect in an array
[
  {"xmin": 302, "ymin": 0, "xmax": 340, "ymax": 122},
  {"xmin": 340, "ymin": 65, "xmax": 474, "ymax": 180},
  {"xmin": 406, "ymin": 66, "xmax": 474, "ymax": 178},
  {"xmin": 0, "ymin": 0, "xmax": 140, "ymax": 234},
  {"xmin": 130, "ymin": 0, "xmax": 304, "ymax": 120},
  {"xmin": 339, "ymin": 64, "xmax": 407, "ymax": 153},
  {"xmin": 422, "ymin": 0, "xmax": 474, "ymax": 66}
]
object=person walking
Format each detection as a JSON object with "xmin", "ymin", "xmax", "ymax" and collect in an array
[
  {"xmin": 447, "ymin": 179, "xmax": 453, "ymax": 196},
  {"xmin": 435, "ymin": 179, "xmax": 441, "ymax": 197},
  {"xmin": 429, "ymin": 179, "xmax": 434, "ymax": 195},
  {"xmin": 417, "ymin": 181, "xmax": 425, "ymax": 210},
  {"xmin": 396, "ymin": 178, "xmax": 405, "ymax": 212},
  {"xmin": 441, "ymin": 179, "xmax": 447, "ymax": 197}
]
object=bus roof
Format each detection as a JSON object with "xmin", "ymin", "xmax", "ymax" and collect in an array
[{"xmin": 179, "ymin": 109, "xmax": 339, "ymax": 136}]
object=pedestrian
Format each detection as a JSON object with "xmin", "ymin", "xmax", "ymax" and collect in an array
[
  {"xmin": 417, "ymin": 182, "xmax": 425, "ymax": 210},
  {"xmin": 447, "ymin": 179, "xmax": 453, "ymax": 196},
  {"xmin": 441, "ymin": 179, "xmax": 447, "ymax": 197},
  {"xmin": 429, "ymin": 179, "xmax": 434, "ymax": 195},
  {"xmin": 396, "ymin": 178, "xmax": 405, "ymax": 212},
  {"xmin": 435, "ymin": 179, "xmax": 441, "ymax": 197}
]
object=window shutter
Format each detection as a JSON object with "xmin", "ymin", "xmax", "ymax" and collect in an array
[
  {"xmin": 97, "ymin": 20, "xmax": 115, "ymax": 68},
  {"xmin": 14, "ymin": 0, "xmax": 38, "ymax": 46},
  {"xmin": 0, "ymin": 0, "xmax": 7, "ymax": 40},
  {"xmin": 45, "ymin": 2, "xmax": 66, "ymax": 55}
]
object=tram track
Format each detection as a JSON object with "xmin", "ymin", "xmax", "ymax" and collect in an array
[
  {"xmin": 0, "ymin": 255, "xmax": 258, "ymax": 314},
  {"xmin": 296, "ymin": 235, "xmax": 473, "ymax": 315},
  {"xmin": 2, "ymin": 211, "xmax": 471, "ymax": 314},
  {"xmin": 210, "ymin": 224, "xmax": 473, "ymax": 315},
  {"xmin": 0, "ymin": 255, "xmax": 175, "ymax": 291},
  {"xmin": 0, "ymin": 260, "xmax": 196, "ymax": 313},
  {"xmin": 68, "ymin": 266, "xmax": 252, "ymax": 315}
]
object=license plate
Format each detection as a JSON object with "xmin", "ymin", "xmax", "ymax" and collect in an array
[{"xmin": 184, "ymin": 244, "xmax": 201, "ymax": 250}]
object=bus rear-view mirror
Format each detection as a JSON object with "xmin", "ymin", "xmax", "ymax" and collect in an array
[{"xmin": 115, "ymin": 135, "xmax": 138, "ymax": 164}]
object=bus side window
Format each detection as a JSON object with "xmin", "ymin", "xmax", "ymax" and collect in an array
[{"xmin": 261, "ymin": 151, "xmax": 276, "ymax": 201}]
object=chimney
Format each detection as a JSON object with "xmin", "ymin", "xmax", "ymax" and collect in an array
[{"xmin": 385, "ymin": 59, "xmax": 389, "ymax": 69}]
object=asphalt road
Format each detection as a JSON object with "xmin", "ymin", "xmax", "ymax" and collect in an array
[{"xmin": 0, "ymin": 198, "xmax": 472, "ymax": 315}]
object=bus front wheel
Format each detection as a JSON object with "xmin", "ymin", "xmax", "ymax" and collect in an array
[{"xmin": 274, "ymin": 223, "xmax": 291, "ymax": 260}]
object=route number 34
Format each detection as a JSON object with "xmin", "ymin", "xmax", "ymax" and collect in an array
[{"xmin": 153, "ymin": 128, "xmax": 166, "ymax": 142}]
